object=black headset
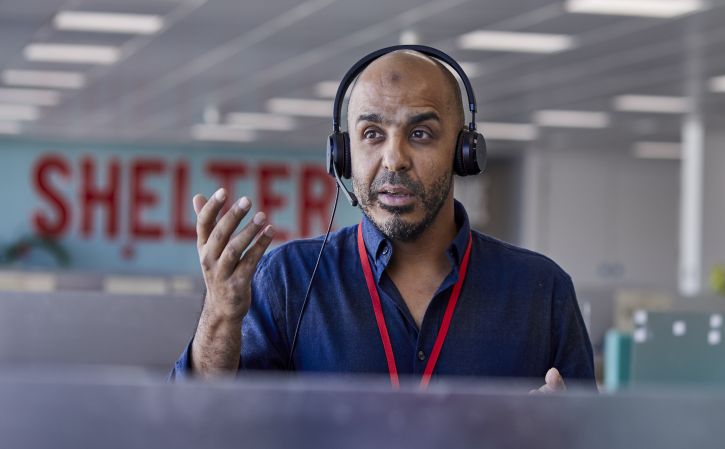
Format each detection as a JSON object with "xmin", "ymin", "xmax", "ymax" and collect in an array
[{"xmin": 325, "ymin": 44, "xmax": 487, "ymax": 207}]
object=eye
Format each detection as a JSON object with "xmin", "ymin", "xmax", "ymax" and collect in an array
[
  {"xmin": 411, "ymin": 129, "xmax": 432, "ymax": 140},
  {"xmin": 363, "ymin": 128, "xmax": 383, "ymax": 140}
]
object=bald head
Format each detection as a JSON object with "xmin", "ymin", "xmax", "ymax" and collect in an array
[{"xmin": 347, "ymin": 50, "xmax": 465, "ymax": 131}]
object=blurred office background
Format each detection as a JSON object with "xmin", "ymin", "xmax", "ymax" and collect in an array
[{"xmin": 0, "ymin": 0, "xmax": 724, "ymax": 389}]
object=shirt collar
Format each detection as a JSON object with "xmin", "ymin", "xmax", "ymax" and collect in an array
[{"xmin": 360, "ymin": 199, "xmax": 471, "ymax": 267}]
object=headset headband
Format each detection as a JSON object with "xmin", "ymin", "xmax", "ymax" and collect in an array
[{"xmin": 331, "ymin": 44, "xmax": 478, "ymax": 134}]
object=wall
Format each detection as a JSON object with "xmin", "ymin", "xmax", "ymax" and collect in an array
[
  {"xmin": 522, "ymin": 142, "xmax": 681, "ymax": 292},
  {"xmin": 0, "ymin": 139, "xmax": 360, "ymax": 274},
  {"xmin": 455, "ymin": 157, "xmax": 523, "ymax": 245}
]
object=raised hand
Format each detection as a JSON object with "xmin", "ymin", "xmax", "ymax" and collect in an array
[
  {"xmin": 194, "ymin": 188, "xmax": 275, "ymax": 320},
  {"xmin": 190, "ymin": 188, "xmax": 275, "ymax": 377}
]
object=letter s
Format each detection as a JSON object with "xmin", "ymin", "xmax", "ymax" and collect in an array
[{"xmin": 33, "ymin": 154, "xmax": 71, "ymax": 237}]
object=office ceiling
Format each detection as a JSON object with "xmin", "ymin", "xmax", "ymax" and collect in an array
[{"xmin": 0, "ymin": 0, "xmax": 724, "ymax": 153}]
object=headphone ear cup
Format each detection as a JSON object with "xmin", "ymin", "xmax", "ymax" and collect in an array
[
  {"xmin": 327, "ymin": 132, "xmax": 340, "ymax": 178},
  {"xmin": 453, "ymin": 130, "xmax": 466, "ymax": 176},
  {"xmin": 342, "ymin": 132, "xmax": 352, "ymax": 179},
  {"xmin": 472, "ymin": 131, "xmax": 487, "ymax": 174},
  {"xmin": 327, "ymin": 132, "xmax": 351, "ymax": 179},
  {"xmin": 455, "ymin": 130, "xmax": 487, "ymax": 176}
]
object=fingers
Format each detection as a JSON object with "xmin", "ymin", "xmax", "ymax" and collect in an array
[
  {"xmin": 529, "ymin": 368, "xmax": 566, "ymax": 395},
  {"xmin": 196, "ymin": 188, "xmax": 227, "ymax": 247},
  {"xmin": 545, "ymin": 368, "xmax": 566, "ymax": 391},
  {"xmin": 194, "ymin": 187, "xmax": 275, "ymax": 282},
  {"xmin": 193, "ymin": 194, "xmax": 207, "ymax": 215},
  {"xmin": 217, "ymin": 211, "xmax": 270, "ymax": 277},
  {"xmin": 535, "ymin": 385, "xmax": 556, "ymax": 394},
  {"xmin": 206, "ymin": 196, "xmax": 252, "ymax": 259},
  {"xmin": 234, "ymin": 224, "xmax": 275, "ymax": 277}
]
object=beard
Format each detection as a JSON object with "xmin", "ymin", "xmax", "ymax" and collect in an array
[{"xmin": 353, "ymin": 170, "xmax": 452, "ymax": 242}]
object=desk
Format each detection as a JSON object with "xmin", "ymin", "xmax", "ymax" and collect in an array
[{"xmin": 0, "ymin": 371, "xmax": 722, "ymax": 449}]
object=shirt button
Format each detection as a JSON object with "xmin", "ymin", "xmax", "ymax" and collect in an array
[
  {"xmin": 382, "ymin": 247, "xmax": 389, "ymax": 255},
  {"xmin": 418, "ymin": 350, "xmax": 426, "ymax": 361}
]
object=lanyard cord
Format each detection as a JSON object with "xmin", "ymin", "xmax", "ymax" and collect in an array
[{"xmin": 357, "ymin": 224, "xmax": 473, "ymax": 390}]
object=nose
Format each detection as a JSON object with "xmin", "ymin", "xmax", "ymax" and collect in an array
[{"xmin": 381, "ymin": 133, "xmax": 411, "ymax": 173}]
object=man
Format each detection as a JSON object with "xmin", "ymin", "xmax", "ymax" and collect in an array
[{"xmin": 171, "ymin": 50, "xmax": 595, "ymax": 391}]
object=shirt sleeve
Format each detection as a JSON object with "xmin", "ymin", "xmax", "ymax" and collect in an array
[
  {"xmin": 551, "ymin": 274, "xmax": 597, "ymax": 389},
  {"xmin": 167, "ymin": 254, "xmax": 290, "ymax": 381},
  {"xmin": 239, "ymin": 254, "xmax": 290, "ymax": 370},
  {"xmin": 167, "ymin": 338, "xmax": 194, "ymax": 381}
]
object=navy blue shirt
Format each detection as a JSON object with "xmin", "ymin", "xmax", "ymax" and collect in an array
[{"xmin": 171, "ymin": 201, "xmax": 595, "ymax": 387}]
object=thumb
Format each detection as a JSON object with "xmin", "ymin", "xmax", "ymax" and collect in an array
[{"xmin": 545, "ymin": 367, "xmax": 566, "ymax": 391}]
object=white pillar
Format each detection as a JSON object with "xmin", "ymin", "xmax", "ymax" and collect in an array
[
  {"xmin": 678, "ymin": 13, "xmax": 706, "ymax": 297},
  {"xmin": 679, "ymin": 116, "xmax": 704, "ymax": 296}
]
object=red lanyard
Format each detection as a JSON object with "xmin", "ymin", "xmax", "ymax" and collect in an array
[{"xmin": 356, "ymin": 224, "xmax": 473, "ymax": 390}]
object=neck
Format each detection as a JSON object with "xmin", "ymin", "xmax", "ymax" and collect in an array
[{"xmin": 383, "ymin": 198, "xmax": 458, "ymax": 329}]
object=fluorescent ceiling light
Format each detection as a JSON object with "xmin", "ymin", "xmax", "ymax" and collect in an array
[
  {"xmin": 191, "ymin": 124, "xmax": 256, "ymax": 143},
  {"xmin": 534, "ymin": 110, "xmax": 610, "ymax": 128},
  {"xmin": 710, "ymin": 76, "xmax": 725, "ymax": 93},
  {"xmin": 24, "ymin": 44, "xmax": 120, "ymax": 65},
  {"xmin": 0, "ymin": 122, "xmax": 20, "ymax": 135},
  {"xmin": 633, "ymin": 142, "xmax": 681, "ymax": 160},
  {"xmin": 2, "ymin": 70, "xmax": 86, "ymax": 89},
  {"xmin": 0, "ymin": 88, "xmax": 61, "ymax": 106},
  {"xmin": 566, "ymin": 0, "xmax": 703, "ymax": 18},
  {"xmin": 399, "ymin": 30, "xmax": 420, "ymax": 45},
  {"xmin": 320, "ymin": 63, "xmax": 481, "ymax": 99},
  {"xmin": 315, "ymin": 81, "xmax": 339, "ymax": 98},
  {"xmin": 54, "ymin": 11, "xmax": 164, "ymax": 34},
  {"xmin": 481, "ymin": 122, "xmax": 538, "ymax": 141},
  {"xmin": 226, "ymin": 112, "xmax": 296, "ymax": 131},
  {"xmin": 613, "ymin": 95, "xmax": 688, "ymax": 113},
  {"xmin": 458, "ymin": 30, "xmax": 574, "ymax": 53},
  {"xmin": 267, "ymin": 98, "xmax": 332, "ymax": 117},
  {"xmin": 0, "ymin": 104, "xmax": 40, "ymax": 121}
]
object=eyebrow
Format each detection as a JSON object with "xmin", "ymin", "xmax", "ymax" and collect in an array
[
  {"xmin": 406, "ymin": 111, "xmax": 440, "ymax": 126},
  {"xmin": 356, "ymin": 111, "xmax": 441, "ymax": 126},
  {"xmin": 357, "ymin": 113, "xmax": 385, "ymax": 124}
]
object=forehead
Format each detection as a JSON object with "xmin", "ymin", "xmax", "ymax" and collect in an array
[{"xmin": 347, "ymin": 53, "xmax": 454, "ymax": 120}]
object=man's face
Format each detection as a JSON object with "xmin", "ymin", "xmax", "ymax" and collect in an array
[{"xmin": 347, "ymin": 53, "xmax": 460, "ymax": 242}]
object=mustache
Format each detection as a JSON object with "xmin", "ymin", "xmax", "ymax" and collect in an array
[{"xmin": 369, "ymin": 172, "xmax": 424, "ymax": 197}]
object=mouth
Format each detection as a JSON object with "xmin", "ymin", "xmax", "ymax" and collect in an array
[{"xmin": 376, "ymin": 185, "xmax": 415, "ymax": 208}]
